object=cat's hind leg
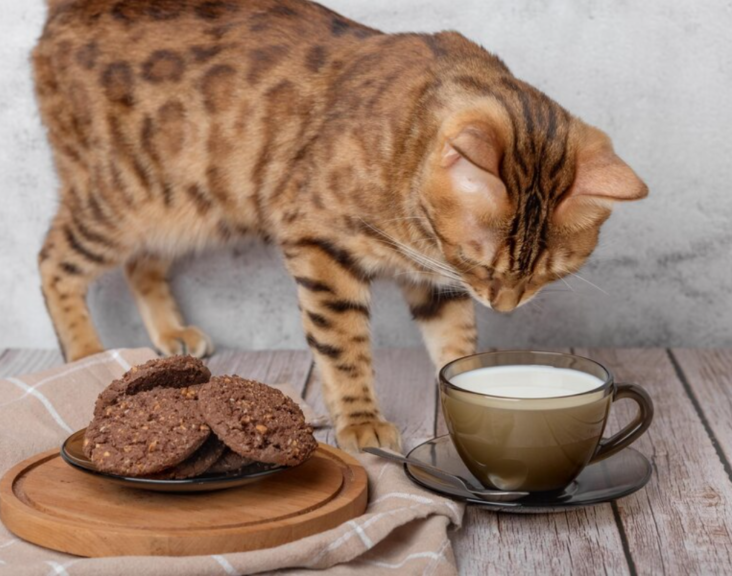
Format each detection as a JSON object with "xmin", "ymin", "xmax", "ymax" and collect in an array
[
  {"xmin": 39, "ymin": 204, "xmax": 127, "ymax": 362},
  {"xmin": 124, "ymin": 255, "xmax": 213, "ymax": 358}
]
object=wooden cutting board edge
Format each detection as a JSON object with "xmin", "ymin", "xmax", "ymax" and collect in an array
[{"xmin": 0, "ymin": 443, "xmax": 369, "ymax": 557}]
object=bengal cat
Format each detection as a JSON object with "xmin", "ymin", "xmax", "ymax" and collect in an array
[{"xmin": 33, "ymin": 0, "xmax": 648, "ymax": 452}]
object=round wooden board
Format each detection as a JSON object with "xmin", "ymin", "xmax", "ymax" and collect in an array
[{"xmin": 0, "ymin": 443, "xmax": 367, "ymax": 557}]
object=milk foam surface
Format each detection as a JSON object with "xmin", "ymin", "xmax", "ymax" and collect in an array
[{"xmin": 449, "ymin": 365, "xmax": 604, "ymax": 398}]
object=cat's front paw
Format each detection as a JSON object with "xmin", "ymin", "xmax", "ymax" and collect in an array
[
  {"xmin": 155, "ymin": 326, "xmax": 214, "ymax": 358},
  {"xmin": 336, "ymin": 420, "xmax": 402, "ymax": 453}
]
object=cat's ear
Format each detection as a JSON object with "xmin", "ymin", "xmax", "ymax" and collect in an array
[
  {"xmin": 441, "ymin": 124, "xmax": 507, "ymax": 206},
  {"xmin": 556, "ymin": 126, "xmax": 648, "ymax": 226}
]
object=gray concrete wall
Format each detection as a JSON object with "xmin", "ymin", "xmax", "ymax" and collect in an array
[{"xmin": 1, "ymin": 0, "xmax": 731, "ymax": 351}]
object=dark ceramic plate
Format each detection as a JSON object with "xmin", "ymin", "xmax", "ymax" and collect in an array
[
  {"xmin": 61, "ymin": 429, "xmax": 288, "ymax": 493},
  {"xmin": 405, "ymin": 435, "xmax": 652, "ymax": 513}
]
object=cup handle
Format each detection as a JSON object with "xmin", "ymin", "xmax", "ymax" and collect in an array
[{"xmin": 590, "ymin": 383, "xmax": 654, "ymax": 464}]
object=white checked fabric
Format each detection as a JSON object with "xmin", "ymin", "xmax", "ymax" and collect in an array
[{"xmin": 0, "ymin": 349, "xmax": 463, "ymax": 575}]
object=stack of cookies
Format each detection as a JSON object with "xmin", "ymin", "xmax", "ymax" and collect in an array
[{"xmin": 83, "ymin": 356, "xmax": 318, "ymax": 479}]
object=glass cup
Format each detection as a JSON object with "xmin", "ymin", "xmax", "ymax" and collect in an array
[{"xmin": 439, "ymin": 351, "xmax": 654, "ymax": 492}]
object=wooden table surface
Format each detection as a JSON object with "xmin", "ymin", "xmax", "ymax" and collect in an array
[{"xmin": 1, "ymin": 347, "xmax": 731, "ymax": 575}]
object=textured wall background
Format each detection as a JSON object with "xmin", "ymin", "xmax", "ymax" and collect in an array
[{"xmin": 1, "ymin": 0, "xmax": 731, "ymax": 352}]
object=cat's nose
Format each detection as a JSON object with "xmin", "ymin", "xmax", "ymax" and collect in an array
[
  {"xmin": 491, "ymin": 296, "xmax": 518, "ymax": 313},
  {"xmin": 489, "ymin": 279, "xmax": 503, "ymax": 299},
  {"xmin": 489, "ymin": 279, "xmax": 520, "ymax": 312}
]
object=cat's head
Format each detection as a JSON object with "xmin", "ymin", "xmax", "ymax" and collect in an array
[{"xmin": 421, "ymin": 79, "xmax": 648, "ymax": 312}]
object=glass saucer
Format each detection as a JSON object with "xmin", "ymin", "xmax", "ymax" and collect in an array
[
  {"xmin": 61, "ymin": 429, "xmax": 288, "ymax": 493},
  {"xmin": 405, "ymin": 435, "xmax": 652, "ymax": 513}
]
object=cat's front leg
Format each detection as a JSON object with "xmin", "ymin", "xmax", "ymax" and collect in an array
[
  {"xmin": 401, "ymin": 282, "xmax": 478, "ymax": 373},
  {"xmin": 284, "ymin": 240, "xmax": 401, "ymax": 452}
]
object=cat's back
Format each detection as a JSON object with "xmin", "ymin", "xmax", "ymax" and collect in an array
[
  {"xmin": 36, "ymin": 0, "xmax": 371, "ymax": 42},
  {"xmin": 32, "ymin": 0, "xmax": 385, "ymax": 135},
  {"xmin": 33, "ymin": 0, "xmax": 370, "ymax": 88},
  {"xmin": 31, "ymin": 0, "xmax": 385, "ymax": 250}
]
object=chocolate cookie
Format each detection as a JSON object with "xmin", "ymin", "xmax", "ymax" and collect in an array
[
  {"xmin": 94, "ymin": 355, "xmax": 211, "ymax": 417},
  {"xmin": 84, "ymin": 386, "xmax": 211, "ymax": 477},
  {"xmin": 207, "ymin": 449, "xmax": 254, "ymax": 475},
  {"xmin": 151, "ymin": 435, "xmax": 226, "ymax": 480},
  {"xmin": 198, "ymin": 376, "xmax": 317, "ymax": 467}
]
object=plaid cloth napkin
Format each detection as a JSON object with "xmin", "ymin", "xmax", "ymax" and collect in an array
[{"xmin": 0, "ymin": 349, "xmax": 463, "ymax": 575}]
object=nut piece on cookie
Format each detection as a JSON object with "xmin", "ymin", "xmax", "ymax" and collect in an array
[
  {"xmin": 94, "ymin": 355, "xmax": 211, "ymax": 416},
  {"xmin": 198, "ymin": 376, "xmax": 317, "ymax": 467}
]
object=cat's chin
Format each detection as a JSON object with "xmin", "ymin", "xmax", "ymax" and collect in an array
[
  {"xmin": 470, "ymin": 294, "xmax": 532, "ymax": 314},
  {"xmin": 465, "ymin": 283, "xmax": 541, "ymax": 313}
]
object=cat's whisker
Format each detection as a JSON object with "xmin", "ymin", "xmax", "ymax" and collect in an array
[
  {"xmin": 378, "ymin": 216, "xmax": 432, "ymax": 223},
  {"xmin": 394, "ymin": 270, "xmax": 462, "ymax": 284},
  {"xmin": 395, "ymin": 243, "xmax": 459, "ymax": 276},
  {"xmin": 560, "ymin": 277, "xmax": 575, "ymax": 292},
  {"xmin": 535, "ymin": 288, "xmax": 593, "ymax": 300},
  {"xmin": 458, "ymin": 259, "xmax": 486, "ymax": 275},
  {"xmin": 358, "ymin": 219, "xmax": 464, "ymax": 282},
  {"xmin": 524, "ymin": 298, "xmax": 547, "ymax": 313},
  {"xmin": 376, "ymin": 233, "xmax": 444, "ymax": 272},
  {"xmin": 392, "ymin": 247, "xmax": 462, "ymax": 282},
  {"xmin": 570, "ymin": 273, "xmax": 611, "ymax": 296}
]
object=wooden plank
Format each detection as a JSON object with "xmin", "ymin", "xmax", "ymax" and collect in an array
[
  {"xmin": 304, "ymin": 347, "xmax": 437, "ymax": 452},
  {"xmin": 577, "ymin": 348, "xmax": 732, "ymax": 574},
  {"xmin": 671, "ymin": 348, "xmax": 732, "ymax": 474},
  {"xmin": 453, "ymin": 506, "xmax": 630, "ymax": 575},
  {"xmin": 0, "ymin": 349, "xmax": 64, "ymax": 379},
  {"xmin": 206, "ymin": 348, "xmax": 313, "ymax": 397},
  {"xmin": 439, "ymin": 348, "xmax": 630, "ymax": 575}
]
